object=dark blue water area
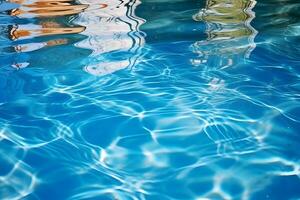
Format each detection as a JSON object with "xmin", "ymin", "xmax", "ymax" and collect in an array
[{"xmin": 0, "ymin": 0, "xmax": 300, "ymax": 199}]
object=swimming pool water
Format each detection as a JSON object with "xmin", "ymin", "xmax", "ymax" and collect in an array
[{"xmin": 0, "ymin": 0, "xmax": 300, "ymax": 199}]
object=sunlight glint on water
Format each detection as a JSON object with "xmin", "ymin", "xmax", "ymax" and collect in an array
[{"xmin": 0, "ymin": 0, "xmax": 300, "ymax": 199}]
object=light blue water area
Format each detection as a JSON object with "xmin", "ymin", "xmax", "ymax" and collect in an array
[{"xmin": 0, "ymin": 0, "xmax": 300, "ymax": 199}]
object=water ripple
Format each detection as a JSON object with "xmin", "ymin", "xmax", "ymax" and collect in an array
[{"xmin": 0, "ymin": 0, "xmax": 300, "ymax": 200}]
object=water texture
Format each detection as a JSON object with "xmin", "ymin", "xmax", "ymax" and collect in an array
[{"xmin": 0, "ymin": 0, "xmax": 300, "ymax": 199}]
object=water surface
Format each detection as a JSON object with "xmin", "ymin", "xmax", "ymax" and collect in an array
[{"xmin": 0, "ymin": 0, "xmax": 300, "ymax": 199}]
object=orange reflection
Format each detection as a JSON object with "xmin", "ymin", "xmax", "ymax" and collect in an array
[
  {"xmin": 8, "ymin": 0, "xmax": 87, "ymax": 40},
  {"xmin": 9, "ymin": 0, "xmax": 88, "ymax": 17},
  {"xmin": 10, "ymin": 21, "xmax": 85, "ymax": 40}
]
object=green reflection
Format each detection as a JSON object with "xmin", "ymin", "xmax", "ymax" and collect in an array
[{"xmin": 192, "ymin": 0, "xmax": 257, "ymax": 68}]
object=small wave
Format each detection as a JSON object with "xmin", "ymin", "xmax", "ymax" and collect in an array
[{"xmin": 0, "ymin": 0, "xmax": 300, "ymax": 200}]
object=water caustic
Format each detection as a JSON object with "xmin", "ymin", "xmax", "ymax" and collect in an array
[{"xmin": 0, "ymin": 0, "xmax": 300, "ymax": 200}]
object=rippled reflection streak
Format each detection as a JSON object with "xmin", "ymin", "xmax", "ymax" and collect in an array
[
  {"xmin": 192, "ymin": 0, "xmax": 257, "ymax": 68},
  {"xmin": 8, "ymin": 0, "xmax": 86, "ymax": 40},
  {"xmin": 74, "ymin": 0, "xmax": 145, "ymax": 76},
  {"xmin": 2, "ymin": 0, "xmax": 145, "ymax": 75},
  {"xmin": 0, "ymin": 0, "xmax": 87, "ymax": 69},
  {"xmin": 9, "ymin": 0, "xmax": 88, "ymax": 17}
]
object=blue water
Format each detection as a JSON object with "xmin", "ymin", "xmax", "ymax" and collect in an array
[{"xmin": 0, "ymin": 0, "xmax": 300, "ymax": 199}]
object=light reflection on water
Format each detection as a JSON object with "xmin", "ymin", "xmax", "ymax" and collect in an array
[
  {"xmin": 74, "ymin": 0, "xmax": 145, "ymax": 76},
  {"xmin": 0, "ymin": 0, "xmax": 300, "ymax": 200},
  {"xmin": 192, "ymin": 0, "xmax": 257, "ymax": 69}
]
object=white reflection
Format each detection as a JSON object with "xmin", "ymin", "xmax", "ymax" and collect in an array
[{"xmin": 75, "ymin": 0, "xmax": 145, "ymax": 76}]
